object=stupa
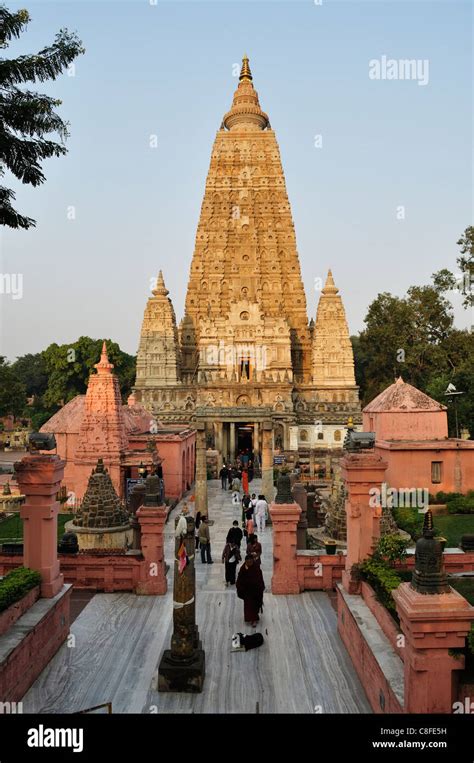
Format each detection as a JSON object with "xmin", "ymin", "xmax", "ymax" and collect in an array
[{"xmin": 65, "ymin": 458, "xmax": 132, "ymax": 550}]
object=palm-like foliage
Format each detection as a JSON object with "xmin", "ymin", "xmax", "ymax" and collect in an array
[{"xmin": 0, "ymin": 5, "xmax": 84, "ymax": 229}]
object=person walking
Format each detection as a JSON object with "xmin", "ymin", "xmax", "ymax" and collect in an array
[
  {"xmin": 222, "ymin": 541, "xmax": 241, "ymax": 586},
  {"xmin": 242, "ymin": 467, "xmax": 249, "ymax": 494},
  {"xmin": 255, "ymin": 494, "xmax": 268, "ymax": 533},
  {"xmin": 226, "ymin": 520, "xmax": 243, "ymax": 548},
  {"xmin": 247, "ymin": 533, "xmax": 262, "ymax": 566},
  {"xmin": 245, "ymin": 506, "xmax": 254, "ymax": 537},
  {"xmin": 236, "ymin": 554, "xmax": 265, "ymax": 627},
  {"xmin": 198, "ymin": 516, "xmax": 214, "ymax": 564},
  {"xmin": 195, "ymin": 510, "xmax": 202, "ymax": 549},
  {"xmin": 227, "ymin": 468, "xmax": 233, "ymax": 491},
  {"xmin": 219, "ymin": 464, "xmax": 228, "ymax": 490}
]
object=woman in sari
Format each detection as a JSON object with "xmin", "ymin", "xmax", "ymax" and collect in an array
[{"xmin": 236, "ymin": 555, "xmax": 265, "ymax": 627}]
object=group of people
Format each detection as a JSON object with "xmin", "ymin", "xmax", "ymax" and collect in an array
[
  {"xmin": 219, "ymin": 459, "xmax": 253, "ymax": 493},
  {"xmin": 242, "ymin": 493, "xmax": 269, "ymax": 535},
  {"xmin": 222, "ymin": 520, "xmax": 265, "ymax": 627}
]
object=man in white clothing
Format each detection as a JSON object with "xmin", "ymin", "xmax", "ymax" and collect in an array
[{"xmin": 255, "ymin": 494, "xmax": 268, "ymax": 533}]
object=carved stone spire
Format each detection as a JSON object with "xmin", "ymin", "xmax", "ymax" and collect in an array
[
  {"xmin": 313, "ymin": 269, "xmax": 357, "ymax": 387},
  {"xmin": 222, "ymin": 55, "xmax": 269, "ymax": 132},
  {"xmin": 135, "ymin": 270, "xmax": 182, "ymax": 388},
  {"xmin": 153, "ymin": 270, "xmax": 169, "ymax": 297}
]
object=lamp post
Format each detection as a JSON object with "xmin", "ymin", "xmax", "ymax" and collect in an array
[{"xmin": 444, "ymin": 383, "xmax": 465, "ymax": 439}]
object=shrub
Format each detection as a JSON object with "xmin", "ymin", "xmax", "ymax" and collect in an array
[
  {"xmin": 0, "ymin": 567, "xmax": 41, "ymax": 613},
  {"xmin": 358, "ymin": 558, "xmax": 403, "ymax": 614},
  {"xmin": 447, "ymin": 496, "xmax": 474, "ymax": 514},
  {"xmin": 373, "ymin": 534, "xmax": 409, "ymax": 565}
]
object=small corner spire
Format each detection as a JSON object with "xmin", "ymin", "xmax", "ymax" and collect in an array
[
  {"xmin": 153, "ymin": 270, "xmax": 169, "ymax": 297},
  {"xmin": 322, "ymin": 269, "xmax": 339, "ymax": 295}
]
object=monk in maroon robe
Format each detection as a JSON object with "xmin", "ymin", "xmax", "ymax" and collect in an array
[{"xmin": 236, "ymin": 555, "xmax": 265, "ymax": 626}]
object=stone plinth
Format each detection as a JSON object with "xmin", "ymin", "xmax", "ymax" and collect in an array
[
  {"xmin": 15, "ymin": 454, "xmax": 65, "ymax": 598},
  {"xmin": 393, "ymin": 582, "xmax": 474, "ymax": 713},
  {"xmin": 64, "ymin": 522, "xmax": 132, "ymax": 550},
  {"xmin": 270, "ymin": 501, "xmax": 301, "ymax": 594},
  {"xmin": 136, "ymin": 505, "xmax": 167, "ymax": 595},
  {"xmin": 341, "ymin": 452, "xmax": 387, "ymax": 594}
]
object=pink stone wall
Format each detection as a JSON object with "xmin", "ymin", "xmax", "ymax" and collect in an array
[
  {"xmin": 337, "ymin": 586, "xmax": 404, "ymax": 714},
  {"xmin": 0, "ymin": 585, "xmax": 71, "ymax": 703},
  {"xmin": 375, "ymin": 444, "xmax": 474, "ymax": 494},
  {"xmin": 363, "ymin": 409, "xmax": 448, "ymax": 441},
  {"xmin": 0, "ymin": 586, "xmax": 40, "ymax": 637},
  {"xmin": 296, "ymin": 553, "xmax": 345, "ymax": 591}
]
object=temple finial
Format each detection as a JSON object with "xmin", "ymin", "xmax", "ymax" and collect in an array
[
  {"xmin": 322, "ymin": 269, "xmax": 339, "ymax": 295},
  {"xmin": 239, "ymin": 54, "xmax": 252, "ymax": 82},
  {"xmin": 153, "ymin": 270, "xmax": 169, "ymax": 297},
  {"xmin": 95, "ymin": 341, "xmax": 114, "ymax": 374}
]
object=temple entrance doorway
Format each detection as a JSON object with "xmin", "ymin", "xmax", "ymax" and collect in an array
[{"xmin": 236, "ymin": 424, "xmax": 253, "ymax": 462}]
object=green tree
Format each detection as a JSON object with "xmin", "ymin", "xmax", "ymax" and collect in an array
[
  {"xmin": 11, "ymin": 352, "xmax": 47, "ymax": 397},
  {"xmin": 432, "ymin": 226, "xmax": 474, "ymax": 309},
  {"xmin": 0, "ymin": 356, "xmax": 26, "ymax": 416},
  {"xmin": 355, "ymin": 287, "xmax": 452, "ymax": 405},
  {"xmin": 0, "ymin": 5, "xmax": 84, "ymax": 229},
  {"xmin": 42, "ymin": 337, "xmax": 136, "ymax": 409}
]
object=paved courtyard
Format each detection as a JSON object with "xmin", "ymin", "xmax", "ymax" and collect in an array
[{"xmin": 23, "ymin": 480, "xmax": 371, "ymax": 714}]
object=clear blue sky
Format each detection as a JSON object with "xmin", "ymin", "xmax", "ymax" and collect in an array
[{"xmin": 1, "ymin": 0, "xmax": 472, "ymax": 361}]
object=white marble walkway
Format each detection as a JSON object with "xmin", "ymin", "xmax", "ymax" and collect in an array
[{"xmin": 23, "ymin": 480, "xmax": 371, "ymax": 714}]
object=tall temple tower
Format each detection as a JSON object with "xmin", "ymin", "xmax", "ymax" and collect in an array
[{"xmin": 135, "ymin": 57, "xmax": 360, "ymax": 463}]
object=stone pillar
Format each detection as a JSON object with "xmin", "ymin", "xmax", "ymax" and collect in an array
[
  {"xmin": 136, "ymin": 503, "xmax": 167, "ymax": 595},
  {"xmin": 293, "ymin": 482, "xmax": 308, "ymax": 550},
  {"xmin": 261, "ymin": 421, "xmax": 274, "ymax": 500},
  {"xmin": 270, "ymin": 474, "xmax": 301, "ymax": 594},
  {"xmin": 215, "ymin": 422, "xmax": 223, "ymax": 471},
  {"xmin": 15, "ymin": 454, "xmax": 65, "ymax": 598},
  {"xmin": 253, "ymin": 422, "xmax": 260, "ymax": 460},
  {"xmin": 289, "ymin": 426, "xmax": 298, "ymax": 452},
  {"xmin": 195, "ymin": 422, "xmax": 208, "ymax": 517},
  {"xmin": 158, "ymin": 514, "xmax": 205, "ymax": 692},
  {"xmin": 341, "ymin": 452, "xmax": 387, "ymax": 594},
  {"xmin": 325, "ymin": 455, "xmax": 331, "ymax": 479},
  {"xmin": 229, "ymin": 422, "xmax": 236, "ymax": 462},
  {"xmin": 393, "ymin": 583, "xmax": 474, "ymax": 713}
]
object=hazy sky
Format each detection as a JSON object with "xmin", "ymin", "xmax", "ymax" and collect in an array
[{"xmin": 1, "ymin": 0, "xmax": 472, "ymax": 361}]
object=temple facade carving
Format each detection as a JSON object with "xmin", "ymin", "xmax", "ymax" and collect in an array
[{"xmin": 134, "ymin": 57, "xmax": 361, "ymax": 459}]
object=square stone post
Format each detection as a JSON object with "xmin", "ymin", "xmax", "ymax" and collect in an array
[
  {"xmin": 229, "ymin": 422, "xmax": 236, "ymax": 462},
  {"xmin": 15, "ymin": 454, "xmax": 65, "ymax": 598},
  {"xmin": 215, "ymin": 422, "xmax": 223, "ymax": 471},
  {"xmin": 292, "ymin": 482, "xmax": 308, "ymax": 550},
  {"xmin": 253, "ymin": 422, "xmax": 260, "ymax": 461},
  {"xmin": 136, "ymin": 504, "xmax": 168, "ymax": 595},
  {"xmin": 270, "ymin": 495, "xmax": 301, "ymax": 594},
  {"xmin": 195, "ymin": 422, "xmax": 208, "ymax": 517},
  {"xmin": 261, "ymin": 420, "xmax": 274, "ymax": 500},
  {"xmin": 393, "ymin": 583, "xmax": 474, "ymax": 713},
  {"xmin": 341, "ymin": 452, "xmax": 387, "ymax": 594}
]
